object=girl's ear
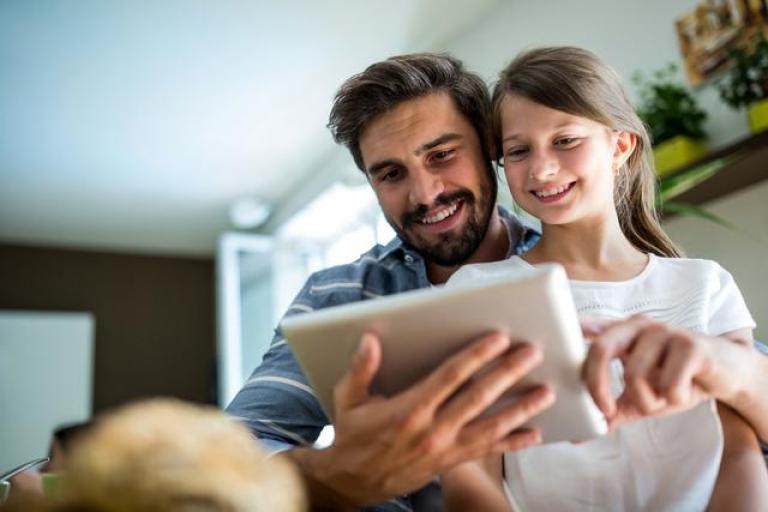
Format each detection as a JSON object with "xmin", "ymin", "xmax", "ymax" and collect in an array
[{"xmin": 613, "ymin": 131, "xmax": 636, "ymax": 170}]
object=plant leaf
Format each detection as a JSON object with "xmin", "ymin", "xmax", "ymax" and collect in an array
[
  {"xmin": 658, "ymin": 155, "xmax": 741, "ymax": 200},
  {"xmin": 661, "ymin": 201, "xmax": 736, "ymax": 230}
]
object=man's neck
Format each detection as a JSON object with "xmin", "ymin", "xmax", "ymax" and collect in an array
[{"xmin": 426, "ymin": 208, "xmax": 508, "ymax": 285}]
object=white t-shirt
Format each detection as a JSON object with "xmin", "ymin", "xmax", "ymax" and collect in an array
[{"xmin": 448, "ymin": 254, "xmax": 755, "ymax": 511}]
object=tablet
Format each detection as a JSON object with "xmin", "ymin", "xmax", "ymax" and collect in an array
[{"xmin": 280, "ymin": 263, "xmax": 607, "ymax": 444}]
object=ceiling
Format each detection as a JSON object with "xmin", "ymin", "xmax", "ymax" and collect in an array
[{"xmin": 0, "ymin": 0, "xmax": 501, "ymax": 256}]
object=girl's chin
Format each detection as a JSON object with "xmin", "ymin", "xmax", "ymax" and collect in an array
[{"xmin": 517, "ymin": 205, "xmax": 574, "ymax": 226}]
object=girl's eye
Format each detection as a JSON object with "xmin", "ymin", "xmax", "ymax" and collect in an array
[
  {"xmin": 555, "ymin": 137, "xmax": 579, "ymax": 147},
  {"xmin": 505, "ymin": 147, "xmax": 528, "ymax": 161}
]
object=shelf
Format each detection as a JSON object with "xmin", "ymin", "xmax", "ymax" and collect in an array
[{"xmin": 662, "ymin": 130, "xmax": 768, "ymax": 206}]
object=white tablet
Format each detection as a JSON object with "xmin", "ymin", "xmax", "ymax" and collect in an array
[{"xmin": 280, "ymin": 263, "xmax": 607, "ymax": 444}]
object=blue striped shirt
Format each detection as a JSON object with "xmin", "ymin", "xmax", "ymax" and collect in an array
[{"xmin": 226, "ymin": 206, "xmax": 539, "ymax": 511}]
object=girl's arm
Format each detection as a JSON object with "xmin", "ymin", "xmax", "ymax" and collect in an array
[
  {"xmin": 707, "ymin": 403, "xmax": 768, "ymax": 511},
  {"xmin": 441, "ymin": 457, "xmax": 511, "ymax": 512},
  {"xmin": 584, "ymin": 317, "xmax": 768, "ymax": 441}
]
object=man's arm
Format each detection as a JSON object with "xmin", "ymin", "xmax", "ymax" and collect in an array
[
  {"xmin": 283, "ymin": 332, "xmax": 554, "ymax": 509},
  {"xmin": 226, "ymin": 329, "xmax": 328, "ymax": 452},
  {"xmin": 707, "ymin": 403, "xmax": 768, "ymax": 511}
]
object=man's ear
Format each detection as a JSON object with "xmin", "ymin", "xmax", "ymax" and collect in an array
[{"xmin": 613, "ymin": 131, "xmax": 636, "ymax": 169}]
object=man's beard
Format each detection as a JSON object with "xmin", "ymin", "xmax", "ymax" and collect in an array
[{"xmin": 386, "ymin": 169, "xmax": 497, "ymax": 267}]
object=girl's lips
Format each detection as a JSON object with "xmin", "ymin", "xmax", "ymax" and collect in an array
[{"xmin": 531, "ymin": 182, "xmax": 575, "ymax": 203}]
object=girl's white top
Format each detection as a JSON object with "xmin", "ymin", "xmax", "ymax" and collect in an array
[{"xmin": 448, "ymin": 254, "xmax": 755, "ymax": 511}]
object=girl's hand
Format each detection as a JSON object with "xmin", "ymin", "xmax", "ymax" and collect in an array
[{"xmin": 581, "ymin": 315, "xmax": 719, "ymax": 426}]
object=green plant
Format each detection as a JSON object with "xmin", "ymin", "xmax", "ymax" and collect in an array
[
  {"xmin": 633, "ymin": 63, "xmax": 708, "ymax": 145},
  {"xmin": 656, "ymin": 156, "xmax": 738, "ymax": 229},
  {"xmin": 718, "ymin": 32, "xmax": 768, "ymax": 109}
]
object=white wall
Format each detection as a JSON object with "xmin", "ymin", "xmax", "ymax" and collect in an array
[
  {"xmin": 0, "ymin": 311, "xmax": 93, "ymax": 470},
  {"xmin": 443, "ymin": 0, "xmax": 750, "ymax": 147},
  {"xmin": 663, "ymin": 182, "xmax": 768, "ymax": 341}
]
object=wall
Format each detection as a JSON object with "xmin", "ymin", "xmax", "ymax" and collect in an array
[
  {"xmin": 443, "ymin": 0, "xmax": 750, "ymax": 148},
  {"xmin": 0, "ymin": 311, "xmax": 93, "ymax": 467},
  {"xmin": 663, "ymin": 181, "xmax": 768, "ymax": 341},
  {"xmin": 0, "ymin": 244, "xmax": 216, "ymax": 412},
  {"xmin": 441, "ymin": 0, "xmax": 767, "ymax": 337}
]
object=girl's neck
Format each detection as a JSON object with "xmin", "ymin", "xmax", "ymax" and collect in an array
[{"xmin": 523, "ymin": 213, "xmax": 648, "ymax": 282}]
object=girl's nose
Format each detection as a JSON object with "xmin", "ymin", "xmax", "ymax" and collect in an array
[{"xmin": 528, "ymin": 151, "xmax": 559, "ymax": 181}]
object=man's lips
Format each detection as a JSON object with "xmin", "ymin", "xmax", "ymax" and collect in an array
[
  {"xmin": 420, "ymin": 201, "xmax": 461, "ymax": 225},
  {"xmin": 413, "ymin": 200, "xmax": 465, "ymax": 233}
]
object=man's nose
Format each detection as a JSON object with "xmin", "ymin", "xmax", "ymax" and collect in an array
[
  {"xmin": 408, "ymin": 167, "xmax": 445, "ymax": 206},
  {"xmin": 528, "ymin": 150, "xmax": 559, "ymax": 182}
]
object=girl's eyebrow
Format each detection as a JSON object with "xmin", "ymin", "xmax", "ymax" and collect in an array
[{"xmin": 502, "ymin": 122, "xmax": 584, "ymax": 143}]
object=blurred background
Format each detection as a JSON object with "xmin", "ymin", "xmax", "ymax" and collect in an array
[{"xmin": 2, "ymin": 0, "xmax": 767, "ymax": 468}]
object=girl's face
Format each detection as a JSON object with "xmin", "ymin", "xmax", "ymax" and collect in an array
[{"xmin": 499, "ymin": 95, "xmax": 631, "ymax": 227}]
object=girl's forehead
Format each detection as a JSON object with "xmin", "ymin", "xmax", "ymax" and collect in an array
[{"xmin": 499, "ymin": 95, "xmax": 602, "ymax": 136}]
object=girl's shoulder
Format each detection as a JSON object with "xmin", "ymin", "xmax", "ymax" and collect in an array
[{"xmin": 650, "ymin": 255, "xmax": 731, "ymax": 280}]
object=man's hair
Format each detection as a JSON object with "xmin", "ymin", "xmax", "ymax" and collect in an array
[{"xmin": 328, "ymin": 53, "xmax": 493, "ymax": 171}]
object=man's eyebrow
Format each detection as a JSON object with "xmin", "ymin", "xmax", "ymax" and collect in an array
[{"xmin": 415, "ymin": 133, "xmax": 463, "ymax": 155}]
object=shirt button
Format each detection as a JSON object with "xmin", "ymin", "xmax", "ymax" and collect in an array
[{"xmin": 404, "ymin": 254, "xmax": 414, "ymax": 263}]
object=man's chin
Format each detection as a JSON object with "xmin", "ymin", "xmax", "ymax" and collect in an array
[{"xmin": 406, "ymin": 234, "xmax": 477, "ymax": 267}]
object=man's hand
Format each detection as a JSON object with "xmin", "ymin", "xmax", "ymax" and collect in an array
[
  {"xmin": 288, "ymin": 331, "xmax": 554, "ymax": 508},
  {"xmin": 581, "ymin": 314, "xmax": 752, "ymax": 429}
]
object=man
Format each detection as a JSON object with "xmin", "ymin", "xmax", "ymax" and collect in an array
[
  {"xmin": 227, "ymin": 53, "xmax": 768, "ymax": 510},
  {"xmin": 227, "ymin": 53, "xmax": 555, "ymax": 511}
]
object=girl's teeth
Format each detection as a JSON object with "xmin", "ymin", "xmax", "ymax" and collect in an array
[{"xmin": 536, "ymin": 184, "xmax": 570, "ymax": 198}]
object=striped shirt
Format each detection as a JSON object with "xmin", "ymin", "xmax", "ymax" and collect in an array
[{"xmin": 226, "ymin": 206, "xmax": 539, "ymax": 512}]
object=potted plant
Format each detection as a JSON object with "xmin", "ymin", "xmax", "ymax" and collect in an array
[
  {"xmin": 633, "ymin": 63, "xmax": 708, "ymax": 176},
  {"xmin": 718, "ymin": 32, "xmax": 768, "ymax": 133}
]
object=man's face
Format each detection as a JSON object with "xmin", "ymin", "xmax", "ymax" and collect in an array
[{"xmin": 358, "ymin": 92, "xmax": 496, "ymax": 266}]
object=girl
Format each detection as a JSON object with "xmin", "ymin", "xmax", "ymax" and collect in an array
[{"xmin": 443, "ymin": 47, "xmax": 768, "ymax": 511}]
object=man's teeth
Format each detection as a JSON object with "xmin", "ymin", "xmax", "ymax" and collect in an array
[
  {"xmin": 535, "ymin": 183, "xmax": 571, "ymax": 198},
  {"xmin": 421, "ymin": 203, "xmax": 459, "ymax": 224}
]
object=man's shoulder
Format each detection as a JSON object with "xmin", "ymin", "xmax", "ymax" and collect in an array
[{"xmin": 296, "ymin": 242, "xmax": 421, "ymax": 309}]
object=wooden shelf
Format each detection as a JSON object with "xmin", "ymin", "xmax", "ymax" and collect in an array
[{"xmin": 662, "ymin": 130, "xmax": 768, "ymax": 206}]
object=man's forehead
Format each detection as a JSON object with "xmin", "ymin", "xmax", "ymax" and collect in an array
[{"xmin": 359, "ymin": 92, "xmax": 468, "ymax": 164}]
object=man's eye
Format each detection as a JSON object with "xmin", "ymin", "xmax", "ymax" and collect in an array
[
  {"xmin": 431, "ymin": 149, "xmax": 455, "ymax": 162},
  {"xmin": 380, "ymin": 168, "xmax": 403, "ymax": 182}
]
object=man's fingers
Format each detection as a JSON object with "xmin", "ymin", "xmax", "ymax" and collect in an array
[
  {"xmin": 438, "ymin": 343, "xmax": 543, "ymax": 427},
  {"xmin": 458, "ymin": 385, "xmax": 555, "ymax": 447},
  {"xmin": 334, "ymin": 333, "xmax": 382, "ymax": 410},
  {"xmin": 408, "ymin": 332, "xmax": 512, "ymax": 414},
  {"xmin": 491, "ymin": 428, "xmax": 542, "ymax": 454}
]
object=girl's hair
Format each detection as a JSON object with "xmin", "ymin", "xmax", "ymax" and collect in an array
[{"xmin": 491, "ymin": 46, "xmax": 682, "ymax": 258}]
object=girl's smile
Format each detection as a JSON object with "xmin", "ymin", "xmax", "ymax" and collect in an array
[{"xmin": 530, "ymin": 181, "xmax": 576, "ymax": 203}]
